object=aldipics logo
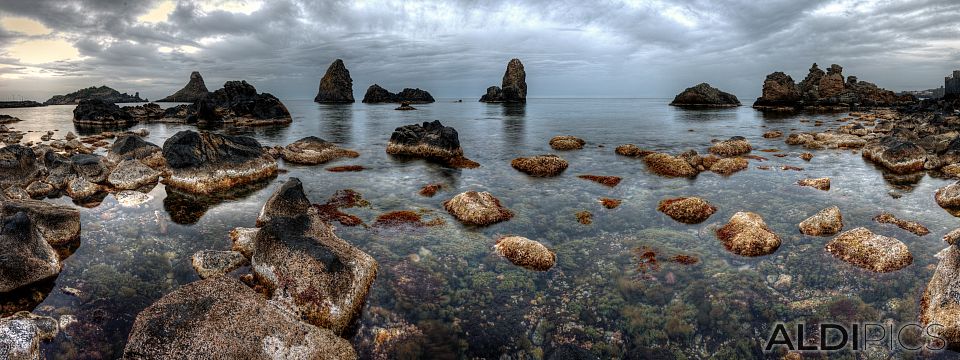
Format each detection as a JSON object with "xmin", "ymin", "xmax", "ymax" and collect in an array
[{"xmin": 764, "ymin": 322, "xmax": 947, "ymax": 353}]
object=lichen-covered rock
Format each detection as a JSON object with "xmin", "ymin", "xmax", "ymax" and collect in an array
[
  {"xmin": 108, "ymin": 159, "xmax": 161, "ymax": 190},
  {"xmin": 314, "ymin": 59, "xmax": 355, "ymax": 103},
  {"xmin": 0, "ymin": 200, "xmax": 80, "ymax": 246},
  {"xmin": 709, "ymin": 136, "xmax": 752, "ymax": 156},
  {"xmin": 70, "ymin": 154, "xmax": 110, "ymax": 184},
  {"xmin": 709, "ymin": 157, "xmax": 748, "ymax": 175},
  {"xmin": 443, "ymin": 191, "xmax": 513, "ymax": 226},
  {"xmin": 669, "ymin": 83, "xmax": 740, "ymax": 107},
  {"xmin": 873, "ymin": 212, "xmax": 930, "ymax": 236},
  {"xmin": 936, "ymin": 182, "xmax": 960, "ymax": 210},
  {"xmin": 825, "ymin": 227, "xmax": 912, "ymax": 272},
  {"xmin": 494, "ymin": 236, "xmax": 556, "ymax": 271},
  {"xmin": 479, "ymin": 58, "xmax": 526, "ymax": 103},
  {"xmin": 252, "ymin": 207, "xmax": 378, "ymax": 335},
  {"xmin": 657, "ymin": 197, "xmax": 717, "ymax": 224},
  {"xmin": 280, "ymin": 137, "xmax": 359, "ymax": 165},
  {"xmin": 920, "ymin": 245, "xmax": 960, "ymax": 349},
  {"xmin": 643, "ymin": 152, "xmax": 697, "ymax": 177},
  {"xmin": 716, "ymin": 212, "xmax": 781, "ymax": 256},
  {"xmin": 256, "ymin": 178, "xmax": 312, "ymax": 227},
  {"xmin": 122, "ymin": 276, "xmax": 356, "ymax": 359},
  {"xmin": 161, "ymin": 130, "xmax": 278, "ymax": 195},
  {"xmin": 798, "ymin": 206, "xmax": 843, "ymax": 236},
  {"xmin": 0, "ymin": 212, "xmax": 61, "ymax": 293},
  {"xmin": 615, "ymin": 144, "xmax": 652, "ymax": 157},
  {"xmin": 0, "ymin": 312, "xmax": 59, "ymax": 360},
  {"xmin": 862, "ymin": 138, "xmax": 926, "ymax": 174},
  {"xmin": 798, "ymin": 177, "xmax": 830, "ymax": 191},
  {"xmin": 511, "ymin": 155, "xmax": 568, "ymax": 177},
  {"xmin": 106, "ymin": 134, "xmax": 161, "ymax": 163},
  {"xmin": 386, "ymin": 120, "xmax": 478, "ymax": 168},
  {"xmin": 549, "ymin": 136, "xmax": 585, "ymax": 150},
  {"xmin": 0, "ymin": 145, "xmax": 41, "ymax": 189},
  {"xmin": 191, "ymin": 250, "xmax": 248, "ymax": 279}
]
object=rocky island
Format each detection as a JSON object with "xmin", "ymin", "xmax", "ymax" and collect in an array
[
  {"xmin": 669, "ymin": 83, "xmax": 741, "ymax": 107},
  {"xmin": 0, "ymin": 101, "xmax": 43, "ymax": 109},
  {"xmin": 361, "ymin": 84, "xmax": 435, "ymax": 103},
  {"xmin": 753, "ymin": 63, "xmax": 915, "ymax": 111},
  {"xmin": 44, "ymin": 86, "xmax": 146, "ymax": 105},
  {"xmin": 479, "ymin": 58, "xmax": 527, "ymax": 103},
  {"xmin": 158, "ymin": 71, "xmax": 210, "ymax": 102},
  {"xmin": 315, "ymin": 59, "xmax": 355, "ymax": 103}
]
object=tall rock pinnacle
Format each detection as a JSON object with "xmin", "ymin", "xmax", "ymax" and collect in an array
[
  {"xmin": 159, "ymin": 71, "xmax": 210, "ymax": 102},
  {"xmin": 314, "ymin": 59, "xmax": 355, "ymax": 103}
]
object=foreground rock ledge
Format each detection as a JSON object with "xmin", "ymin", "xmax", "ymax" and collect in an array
[
  {"xmin": 825, "ymin": 227, "xmax": 912, "ymax": 273},
  {"xmin": 716, "ymin": 211, "xmax": 781, "ymax": 256},
  {"xmin": 920, "ymin": 245, "xmax": 960, "ymax": 350},
  {"xmin": 122, "ymin": 276, "xmax": 356, "ymax": 359},
  {"xmin": 162, "ymin": 130, "xmax": 278, "ymax": 195}
]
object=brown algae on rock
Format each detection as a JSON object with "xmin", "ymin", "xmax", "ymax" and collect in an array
[
  {"xmin": 656, "ymin": 197, "xmax": 717, "ymax": 224},
  {"xmin": 716, "ymin": 211, "xmax": 781, "ymax": 257},
  {"xmin": 825, "ymin": 227, "xmax": 912, "ymax": 273},
  {"xmin": 494, "ymin": 236, "xmax": 556, "ymax": 271}
]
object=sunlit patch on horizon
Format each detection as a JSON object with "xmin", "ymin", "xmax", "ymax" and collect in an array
[
  {"xmin": 0, "ymin": 16, "xmax": 52, "ymax": 36},
  {"xmin": 138, "ymin": 0, "xmax": 175, "ymax": 23},
  {"xmin": 6, "ymin": 39, "xmax": 80, "ymax": 64}
]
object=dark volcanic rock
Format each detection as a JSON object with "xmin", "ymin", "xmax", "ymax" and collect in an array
[
  {"xmin": 386, "ymin": 120, "xmax": 478, "ymax": 168},
  {"xmin": 0, "ymin": 145, "xmax": 41, "ymax": 189},
  {"xmin": 161, "ymin": 130, "xmax": 278, "ymax": 194},
  {"xmin": 479, "ymin": 58, "xmax": 526, "ymax": 103},
  {"xmin": 0, "ymin": 200, "xmax": 81, "ymax": 247},
  {"xmin": 122, "ymin": 103, "xmax": 165, "ymax": 121},
  {"xmin": 0, "ymin": 212, "xmax": 61, "ymax": 293},
  {"xmin": 753, "ymin": 63, "xmax": 908, "ymax": 110},
  {"xmin": 72, "ymin": 99, "xmax": 134, "ymax": 126},
  {"xmin": 108, "ymin": 159, "xmax": 161, "ymax": 190},
  {"xmin": 159, "ymin": 71, "xmax": 210, "ymax": 102},
  {"xmin": 252, "ymin": 178, "xmax": 378, "ymax": 336},
  {"xmin": 669, "ymin": 83, "xmax": 741, "ymax": 107},
  {"xmin": 71, "ymin": 154, "xmax": 110, "ymax": 184},
  {"xmin": 206, "ymin": 81, "xmax": 292, "ymax": 126},
  {"xmin": 122, "ymin": 276, "xmax": 356, "ymax": 359},
  {"xmin": 361, "ymin": 84, "xmax": 435, "ymax": 103},
  {"xmin": 314, "ymin": 59, "xmax": 355, "ymax": 103},
  {"xmin": 44, "ymin": 85, "xmax": 145, "ymax": 105},
  {"xmin": 256, "ymin": 177, "xmax": 311, "ymax": 226},
  {"xmin": 106, "ymin": 134, "xmax": 161, "ymax": 163},
  {"xmin": 0, "ymin": 114, "xmax": 22, "ymax": 124}
]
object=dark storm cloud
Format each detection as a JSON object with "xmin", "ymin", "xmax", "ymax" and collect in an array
[{"xmin": 0, "ymin": 0, "xmax": 958, "ymax": 101}]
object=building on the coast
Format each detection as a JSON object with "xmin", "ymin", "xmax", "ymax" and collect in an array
[{"xmin": 946, "ymin": 70, "xmax": 960, "ymax": 96}]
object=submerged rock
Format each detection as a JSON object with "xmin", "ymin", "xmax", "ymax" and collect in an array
[
  {"xmin": 763, "ymin": 131, "xmax": 783, "ymax": 138},
  {"xmin": 108, "ymin": 159, "xmax": 161, "ymax": 190},
  {"xmin": 115, "ymin": 190, "xmax": 153, "ymax": 207},
  {"xmin": 825, "ymin": 227, "xmax": 912, "ymax": 272},
  {"xmin": 122, "ymin": 276, "xmax": 356, "ymax": 359},
  {"xmin": 158, "ymin": 71, "xmax": 210, "ymax": 102},
  {"xmin": 161, "ymin": 130, "xmax": 278, "ymax": 195},
  {"xmin": 511, "ymin": 155, "xmax": 568, "ymax": 177},
  {"xmin": 716, "ymin": 212, "xmax": 781, "ymax": 256},
  {"xmin": 479, "ymin": 58, "xmax": 526, "ymax": 103},
  {"xmin": 615, "ymin": 144, "xmax": 653, "ymax": 157},
  {"xmin": 443, "ymin": 191, "xmax": 513, "ymax": 226},
  {"xmin": 798, "ymin": 206, "xmax": 843, "ymax": 236},
  {"xmin": 72, "ymin": 99, "xmax": 134, "ymax": 126},
  {"xmin": 920, "ymin": 245, "xmax": 960, "ymax": 349},
  {"xmin": 549, "ymin": 135, "xmax": 585, "ymax": 150},
  {"xmin": 709, "ymin": 136, "xmax": 752, "ymax": 156},
  {"xmin": 643, "ymin": 153, "xmax": 697, "ymax": 177},
  {"xmin": 386, "ymin": 120, "xmax": 478, "ymax": 168},
  {"xmin": 709, "ymin": 157, "xmax": 748, "ymax": 175},
  {"xmin": 657, "ymin": 197, "xmax": 717, "ymax": 224},
  {"xmin": 280, "ymin": 136, "xmax": 359, "ymax": 165},
  {"xmin": 315, "ymin": 59, "xmax": 355, "ymax": 103},
  {"xmin": 798, "ymin": 177, "xmax": 831, "ymax": 191},
  {"xmin": 0, "ymin": 212, "xmax": 61, "ymax": 293},
  {"xmin": 577, "ymin": 175, "xmax": 622, "ymax": 187},
  {"xmin": 191, "ymin": 250, "xmax": 248, "ymax": 279},
  {"xmin": 0, "ymin": 200, "xmax": 80, "ymax": 246},
  {"xmin": 873, "ymin": 212, "xmax": 930, "ymax": 236},
  {"xmin": 494, "ymin": 236, "xmax": 556, "ymax": 271},
  {"xmin": 669, "ymin": 83, "xmax": 740, "ymax": 107}
]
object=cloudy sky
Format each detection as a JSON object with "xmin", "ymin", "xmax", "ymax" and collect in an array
[{"xmin": 0, "ymin": 0, "xmax": 958, "ymax": 101}]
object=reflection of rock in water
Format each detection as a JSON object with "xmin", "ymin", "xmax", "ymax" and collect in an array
[
  {"xmin": 73, "ymin": 123, "xmax": 135, "ymax": 137},
  {"xmin": 502, "ymin": 103, "xmax": 525, "ymax": 149},
  {"xmin": 162, "ymin": 179, "xmax": 272, "ymax": 225},
  {"xmin": 0, "ymin": 277, "xmax": 55, "ymax": 317},
  {"xmin": 321, "ymin": 104, "xmax": 354, "ymax": 144}
]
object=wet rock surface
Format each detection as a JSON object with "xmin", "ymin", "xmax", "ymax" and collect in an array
[
  {"xmin": 873, "ymin": 212, "xmax": 929, "ymax": 236},
  {"xmin": 549, "ymin": 135, "xmax": 585, "ymax": 150},
  {"xmin": 315, "ymin": 59, "xmax": 355, "ymax": 103},
  {"xmin": 657, "ymin": 197, "xmax": 717, "ymax": 224},
  {"xmin": 708, "ymin": 137, "xmax": 752, "ymax": 157},
  {"xmin": 0, "ymin": 212, "xmax": 61, "ymax": 293},
  {"xmin": 669, "ymin": 83, "xmax": 740, "ymax": 107},
  {"xmin": 511, "ymin": 154, "xmax": 568, "ymax": 177},
  {"xmin": 797, "ymin": 177, "xmax": 830, "ymax": 191},
  {"xmin": 161, "ymin": 130, "xmax": 278, "ymax": 194},
  {"xmin": 643, "ymin": 152, "xmax": 697, "ymax": 177},
  {"xmin": 798, "ymin": 206, "xmax": 843, "ymax": 236},
  {"xmin": 825, "ymin": 227, "xmax": 912, "ymax": 273},
  {"xmin": 494, "ymin": 236, "xmax": 556, "ymax": 271},
  {"xmin": 716, "ymin": 211, "xmax": 781, "ymax": 256},
  {"xmin": 386, "ymin": 120, "xmax": 478, "ymax": 168},
  {"xmin": 443, "ymin": 191, "xmax": 513, "ymax": 226},
  {"xmin": 280, "ymin": 136, "xmax": 359, "ymax": 165}
]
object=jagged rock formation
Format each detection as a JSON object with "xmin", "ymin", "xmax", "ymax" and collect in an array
[
  {"xmin": 669, "ymin": 83, "xmax": 741, "ymax": 107},
  {"xmin": 386, "ymin": 120, "xmax": 479, "ymax": 168},
  {"xmin": 753, "ymin": 63, "xmax": 911, "ymax": 110},
  {"xmin": 361, "ymin": 84, "xmax": 435, "ymax": 103},
  {"xmin": 315, "ymin": 59, "xmax": 355, "ymax": 103},
  {"xmin": 158, "ymin": 81, "xmax": 292, "ymax": 126},
  {"xmin": 72, "ymin": 99, "xmax": 135, "ymax": 126},
  {"xmin": 479, "ymin": 58, "xmax": 527, "ymax": 103},
  {"xmin": 44, "ymin": 86, "xmax": 145, "ymax": 105},
  {"xmin": 159, "ymin": 71, "xmax": 210, "ymax": 102}
]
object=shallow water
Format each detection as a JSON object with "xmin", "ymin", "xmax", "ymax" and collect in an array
[{"xmin": 3, "ymin": 99, "xmax": 958, "ymax": 359}]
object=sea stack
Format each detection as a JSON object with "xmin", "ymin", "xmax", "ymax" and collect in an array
[
  {"xmin": 479, "ymin": 58, "xmax": 526, "ymax": 103},
  {"xmin": 315, "ymin": 59, "xmax": 355, "ymax": 103},
  {"xmin": 362, "ymin": 84, "xmax": 435, "ymax": 103},
  {"xmin": 752, "ymin": 63, "xmax": 909, "ymax": 110},
  {"xmin": 669, "ymin": 83, "xmax": 741, "ymax": 107},
  {"xmin": 159, "ymin": 71, "xmax": 210, "ymax": 102}
]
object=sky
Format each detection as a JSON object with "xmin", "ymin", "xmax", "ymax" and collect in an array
[{"xmin": 0, "ymin": 0, "xmax": 958, "ymax": 101}]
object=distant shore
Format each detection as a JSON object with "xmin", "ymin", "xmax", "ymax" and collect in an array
[{"xmin": 0, "ymin": 100, "xmax": 44, "ymax": 109}]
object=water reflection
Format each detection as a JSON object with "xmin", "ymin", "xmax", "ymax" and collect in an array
[
  {"xmin": 320, "ymin": 104, "xmax": 354, "ymax": 144},
  {"xmin": 162, "ymin": 178, "xmax": 273, "ymax": 225},
  {"xmin": 501, "ymin": 103, "xmax": 526, "ymax": 149}
]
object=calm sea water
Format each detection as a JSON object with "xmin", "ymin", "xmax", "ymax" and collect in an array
[{"xmin": 2, "ymin": 99, "xmax": 957, "ymax": 359}]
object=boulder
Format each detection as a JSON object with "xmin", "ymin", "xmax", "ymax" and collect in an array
[
  {"xmin": 494, "ymin": 236, "xmax": 556, "ymax": 271},
  {"xmin": 280, "ymin": 137, "xmax": 359, "ymax": 165},
  {"xmin": 657, "ymin": 197, "xmax": 717, "ymax": 224},
  {"xmin": 549, "ymin": 135, "xmax": 585, "ymax": 150},
  {"xmin": 205, "ymin": 81, "xmax": 292, "ymax": 126},
  {"xmin": 709, "ymin": 157, "xmax": 748, "ymax": 175},
  {"xmin": 669, "ymin": 83, "xmax": 741, "ymax": 107},
  {"xmin": 0, "ymin": 212, "xmax": 61, "ymax": 293},
  {"xmin": 70, "ymin": 154, "xmax": 110, "ymax": 184},
  {"xmin": 66, "ymin": 177, "xmax": 102, "ymax": 200},
  {"xmin": 753, "ymin": 72, "xmax": 800, "ymax": 109},
  {"xmin": 615, "ymin": 144, "xmax": 653, "ymax": 157},
  {"xmin": 108, "ymin": 159, "xmax": 161, "ymax": 190},
  {"xmin": 798, "ymin": 206, "xmax": 843, "ymax": 236},
  {"xmin": 716, "ymin": 212, "xmax": 781, "ymax": 256},
  {"xmin": 0, "ymin": 200, "xmax": 80, "ymax": 246},
  {"xmin": 0, "ymin": 312, "xmax": 59, "ymax": 360},
  {"xmin": 935, "ymin": 182, "xmax": 960, "ymax": 210},
  {"xmin": 122, "ymin": 276, "xmax": 356, "ymax": 359},
  {"xmin": 252, "ymin": 195, "xmax": 378, "ymax": 335},
  {"xmin": 191, "ymin": 250, "xmax": 248, "ymax": 279},
  {"xmin": 708, "ymin": 136, "xmax": 752, "ymax": 156},
  {"xmin": 920, "ymin": 245, "xmax": 960, "ymax": 350},
  {"xmin": 643, "ymin": 153, "xmax": 698, "ymax": 177},
  {"xmin": 386, "ymin": 120, "xmax": 478, "ymax": 168},
  {"xmin": 798, "ymin": 177, "xmax": 830, "ymax": 191},
  {"xmin": 72, "ymin": 99, "xmax": 134, "ymax": 125},
  {"xmin": 314, "ymin": 59, "xmax": 355, "ymax": 103},
  {"xmin": 510, "ymin": 155, "xmax": 568, "ymax": 177},
  {"xmin": 443, "ymin": 191, "xmax": 513, "ymax": 226},
  {"xmin": 106, "ymin": 134, "xmax": 161, "ymax": 163},
  {"xmin": 479, "ymin": 58, "xmax": 526, "ymax": 103},
  {"xmin": 256, "ymin": 177, "xmax": 312, "ymax": 227},
  {"xmin": 158, "ymin": 71, "xmax": 210, "ymax": 102},
  {"xmin": 862, "ymin": 138, "xmax": 926, "ymax": 174},
  {"xmin": 161, "ymin": 130, "xmax": 278, "ymax": 195},
  {"xmin": 0, "ymin": 145, "xmax": 41, "ymax": 189},
  {"xmin": 825, "ymin": 227, "xmax": 912, "ymax": 272}
]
